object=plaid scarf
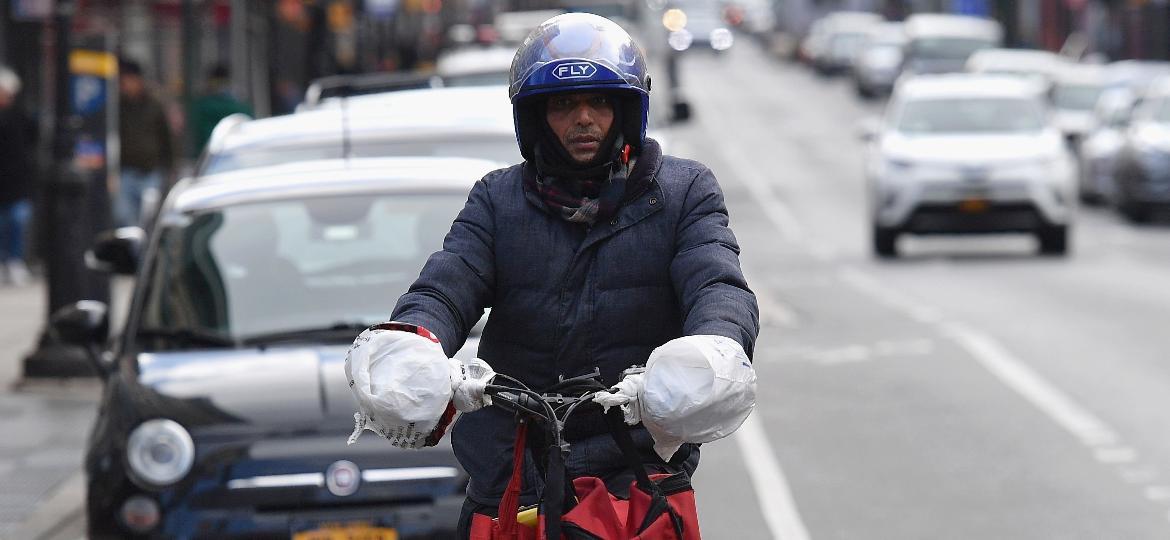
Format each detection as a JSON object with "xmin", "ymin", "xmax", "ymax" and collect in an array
[{"xmin": 524, "ymin": 138, "xmax": 660, "ymax": 225}]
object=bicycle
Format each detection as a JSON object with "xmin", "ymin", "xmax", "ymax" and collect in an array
[{"xmin": 470, "ymin": 368, "xmax": 700, "ymax": 540}]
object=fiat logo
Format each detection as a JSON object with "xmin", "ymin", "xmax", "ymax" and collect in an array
[{"xmin": 325, "ymin": 460, "xmax": 360, "ymax": 497}]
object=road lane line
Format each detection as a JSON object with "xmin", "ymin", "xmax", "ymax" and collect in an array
[
  {"xmin": 940, "ymin": 322, "xmax": 1121, "ymax": 448},
  {"xmin": 735, "ymin": 413, "xmax": 812, "ymax": 540}
]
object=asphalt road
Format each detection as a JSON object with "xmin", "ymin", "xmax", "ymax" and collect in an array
[
  {"xmin": 681, "ymin": 40, "xmax": 1170, "ymax": 539},
  {"xmin": 24, "ymin": 38, "xmax": 1170, "ymax": 540}
]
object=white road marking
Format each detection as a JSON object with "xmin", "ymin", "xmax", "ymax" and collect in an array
[
  {"xmin": 735, "ymin": 413, "xmax": 812, "ymax": 540},
  {"xmin": 1145, "ymin": 486, "xmax": 1170, "ymax": 502},
  {"xmin": 1094, "ymin": 447, "xmax": 1139, "ymax": 465},
  {"xmin": 835, "ymin": 268, "xmax": 942, "ymax": 325},
  {"xmin": 1119, "ymin": 467, "xmax": 1161, "ymax": 484},
  {"xmin": 700, "ymin": 83, "xmax": 814, "ymax": 540},
  {"xmin": 940, "ymin": 322, "xmax": 1121, "ymax": 449}
]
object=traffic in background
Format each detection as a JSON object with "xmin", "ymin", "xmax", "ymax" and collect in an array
[{"xmin": 3, "ymin": 0, "xmax": 1170, "ymax": 539}]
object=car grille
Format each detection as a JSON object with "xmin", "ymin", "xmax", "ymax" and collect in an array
[{"xmin": 905, "ymin": 203, "xmax": 1047, "ymax": 234}]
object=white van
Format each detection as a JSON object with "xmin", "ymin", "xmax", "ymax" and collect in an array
[{"xmin": 902, "ymin": 14, "xmax": 1003, "ymax": 76}]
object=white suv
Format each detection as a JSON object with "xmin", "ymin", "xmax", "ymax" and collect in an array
[{"xmin": 864, "ymin": 74, "xmax": 1076, "ymax": 257}]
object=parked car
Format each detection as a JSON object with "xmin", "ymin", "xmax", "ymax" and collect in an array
[
  {"xmin": 435, "ymin": 45, "xmax": 516, "ymax": 87},
  {"xmin": 299, "ymin": 72, "xmax": 441, "ymax": 111},
  {"xmin": 1110, "ymin": 77, "xmax": 1170, "ymax": 222},
  {"xmin": 901, "ymin": 14, "xmax": 1003, "ymax": 76},
  {"xmin": 863, "ymin": 74, "xmax": 1075, "ymax": 257},
  {"xmin": 1075, "ymin": 62, "xmax": 1170, "ymax": 204},
  {"xmin": 853, "ymin": 22, "xmax": 906, "ymax": 98},
  {"xmin": 58, "ymin": 156, "xmax": 505, "ymax": 539},
  {"xmin": 200, "ymin": 86, "xmax": 521, "ymax": 176},
  {"xmin": 1079, "ymin": 87, "xmax": 1138, "ymax": 204}
]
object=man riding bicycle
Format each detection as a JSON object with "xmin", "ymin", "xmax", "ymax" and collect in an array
[{"xmin": 346, "ymin": 13, "xmax": 759, "ymax": 538}]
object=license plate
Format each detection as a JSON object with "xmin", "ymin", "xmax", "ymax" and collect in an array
[
  {"xmin": 292, "ymin": 524, "xmax": 398, "ymax": 540},
  {"xmin": 958, "ymin": 198, "xmax": 989, "ymax": 213}
]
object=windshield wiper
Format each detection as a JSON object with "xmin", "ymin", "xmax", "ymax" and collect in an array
[
  {"xmin": 240, "ymin": 322, "xmax": 371, "ymax": 347},
  {"xmin": 136, "ymin": 326, "xmax": 240, "ymax": 348}
]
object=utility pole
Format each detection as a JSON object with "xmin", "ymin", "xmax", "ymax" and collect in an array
[{"xmin": 23, "ymin": 0, "xmax": 111, "ymax": 378}]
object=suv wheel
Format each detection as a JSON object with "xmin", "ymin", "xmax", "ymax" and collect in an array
[
  {"xmin": 873, "ymin": 225, "xmax": 898, "ymax": 258},
  {"xmin": 1037, "ymin": 225, "xmax": 1068, "ymax": 256},
  {"xmin": 1119, "ymin": 200, "xmax": 1150, "ymax": 224}
]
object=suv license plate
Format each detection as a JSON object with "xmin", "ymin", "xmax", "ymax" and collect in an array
[
  {"xmin": 292, "ymin": 525, "xmax": 398, "ymax": 540},
  {"xmin": 958, "ymin": 198, "xmax": 989, "ymax": 213}
]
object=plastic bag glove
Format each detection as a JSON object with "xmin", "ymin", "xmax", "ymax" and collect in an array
[
  {"xmin": 449, "ymin": 357, "xmax": 495, "ymax": 413},
  {"xmin": 345, "ymin": 325, "xmax": 454, "ymax": 448},
  {"xmin": 593, "ymin": 372, "xmax": 644, "ymax": 425},
  {"xmin": 639, "ymin": 335, "xmax": 757, "ymax": 461}
]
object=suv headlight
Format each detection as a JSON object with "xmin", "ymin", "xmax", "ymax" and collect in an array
[{"xmin": 127, "ymin": 419, "xmax": 194, "ymax": 487}]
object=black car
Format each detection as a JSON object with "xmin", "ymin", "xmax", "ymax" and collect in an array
[{"xmin": 54, "ymin": 157, "xmax": 502, "ymax": 539}]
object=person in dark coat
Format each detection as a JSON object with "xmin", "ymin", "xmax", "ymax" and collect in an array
[
  {"xmin": 0, "ymin": 65, "xmax": 36, "ymax": 285},
  {"xmin": 117, "ymin": 59, "xmax": 174, "ymax": 227},
  {"xmin": 190, "ymin": 63, "xmax": 251, "ymax": 158},
  {"xmin": 347, "ymin": 14, "xmax": 759, "ymax": 537}
]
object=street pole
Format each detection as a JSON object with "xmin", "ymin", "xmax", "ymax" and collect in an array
[{"xmin": 22, "ymin": 0, "xmax": 107, "ymax": 378}]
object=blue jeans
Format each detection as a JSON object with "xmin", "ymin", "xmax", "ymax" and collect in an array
[
  {"xmin": 0, "ymin": 199, "xmax": 32, "ymax": 262},
  {"xmin": 116, "ymin": 168, "xmax": 162, "ymax": 228}
]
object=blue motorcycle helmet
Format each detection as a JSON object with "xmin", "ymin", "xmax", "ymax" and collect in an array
[{"xmin": 509, "ymin": 13, "xmax": 651, "ymax": 161}]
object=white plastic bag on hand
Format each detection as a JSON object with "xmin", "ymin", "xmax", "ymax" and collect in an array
[
  {"xmin": 345, "ymin": 328, "xmax": 454, "ymax": 448},
  {"xmin": 639, "ymin": 335, "xmax": 757, "ymax": 461},
  {"xmin": 449, "ymin": 357, "xmax": 495, "ymax": 413}
]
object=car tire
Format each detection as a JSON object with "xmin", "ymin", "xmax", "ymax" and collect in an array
[
  {"xmin": 873, "ymin": 225, "xmax": 898, "ymax": 258},
  {"xmin": 1037, "ymin": 225, "xmax": 1068, "ymax": 256},
  {"xmin": 856, "ymin": 83, "xmax": 875, "ymax": 100},
  {"xmin": 1119, "ymin": 200, "xmax": 1151, "ymax": 223}
]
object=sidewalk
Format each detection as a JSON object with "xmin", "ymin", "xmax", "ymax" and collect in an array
[{"xmin": 0, "ymin": 277, "xmax": 114, "ymax": 540}]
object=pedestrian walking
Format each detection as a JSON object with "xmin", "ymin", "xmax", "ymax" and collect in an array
[
  {"xmin": 190, "ymin": 63, "xmax": 252, "ymax": 158},
  {"xmin": 117, "ymin": 59, "xmax": 174, "ymax": 228},
  {"xmin": 0, "ymin": 65, "xmax": 36, "ymax": 286}
]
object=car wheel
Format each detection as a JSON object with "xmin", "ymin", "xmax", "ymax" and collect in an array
[
  {"xmin": 1037, "ymin": 225, "xmax": 1068, "ymax": 256},
  {"xmin": 856, "ymin": 83, "xmax": 875, "ymax": 99},
  {"xmin": 873, "ymin": 225, "xmax": 898, "ymax": 258},
  {"xmin": 1119, "ymin": 200, "xmax": 1150, "ymax": 223}
]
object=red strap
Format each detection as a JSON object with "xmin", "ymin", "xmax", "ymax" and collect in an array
[
  {"xmin": 369, "ymin": 321, "xmax": 441, "ymax": 344},
  {"xmin": 496, "ymin": 421, "xmax": 529, "ymax": 535},
  {"xmin": 621, "ymin": 144, "xmax": 632, "ymax": 165}
]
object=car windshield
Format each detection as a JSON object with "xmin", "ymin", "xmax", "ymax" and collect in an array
[
  {"xmin": 1141, "ymin": 97, "xmax": 1170, "ymax": 123},
  {"xmin": 1053, "ymin": 84, "xmax": 1104, "ymax": 111},
  {"xmin": 204, "ymin": 136, "xmax": 520, "ymax": 175},
  {"xmin": 910, "ymin": 37, "xmax": 995, "ymax": 60},
  {"xmin": 136, "ymin": 192, "xmax": 465, "ymax": 349},
  {"xmin": 895, "ymin": 97, "xmax": 1046, "ymax": 134},
  {"xmin": 829, "ymin": 33, "xmax": 866, "ymax": 56}
]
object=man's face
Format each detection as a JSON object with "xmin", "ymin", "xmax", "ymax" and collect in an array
[
  {"xmin": 120, "ymin": 74, "xmax": 144, "ymax": 99},
  {"xmin": 545, "ymin": 92, "xmax": 615, "ymax": 164}
]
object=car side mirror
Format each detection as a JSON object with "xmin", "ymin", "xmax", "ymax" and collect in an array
[
  {"xmin": 671, "ymin": 100, "xmax": 692, "ymax": 124},
  {"xmin": 86, "ymin": 227, "xmax": 145, "ymax": 275},
  {"xmin": 49, "ymin": 300, "xmax": 111, "ymax": 377},
  {"xmin": 858, "ymin": 117, "xmax": 881, "ymax": 141}
]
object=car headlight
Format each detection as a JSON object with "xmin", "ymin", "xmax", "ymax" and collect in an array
[
  {"xmin": 710, "ymin": 28, "xmax": 734, "ymax": 51},
  {"xmin": 884, "ymin": 158, "xmax": 915, "ymax": 175},
  {"xmin": 127, "ymin": 419, "xmax": 195, "ymax": 487},
  {"xmin": 669, "ymin": 30, "xmax": 693, "ymax": 51}
]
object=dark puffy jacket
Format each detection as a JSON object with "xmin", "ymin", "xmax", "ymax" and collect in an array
[{"xmin": 392, "ymin": 140, "xmax": 759, "ymax": 503}]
